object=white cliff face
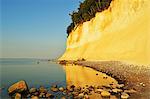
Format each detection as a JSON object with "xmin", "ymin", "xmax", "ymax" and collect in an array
[{"xmin": 60, "ymin": 0, "xmax": 150, "ymax": 65}]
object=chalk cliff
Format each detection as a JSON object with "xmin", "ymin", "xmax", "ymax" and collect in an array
[{"xmin": 60, "ymin": 0, "xmax": 150, "ymax": 65}]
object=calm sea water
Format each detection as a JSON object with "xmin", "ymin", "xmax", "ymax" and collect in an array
[
  {"xmin": 0, "ymin": 58, "xmax": 66, "ymax": 98},
  {"xmin": 0, "ymin": 58, "xmax": 118, "ymax": 99}
]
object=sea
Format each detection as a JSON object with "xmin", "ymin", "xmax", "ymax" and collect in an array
[{"xmin": 0, "ymin": 58, "xmax": 66, "ymax": 98}]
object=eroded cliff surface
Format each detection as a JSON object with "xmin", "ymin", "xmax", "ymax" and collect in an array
[{"xmin": 60, "ymin": 0, "xmax": 150, "ymax": 65}]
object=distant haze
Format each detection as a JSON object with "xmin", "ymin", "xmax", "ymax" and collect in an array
[{"xmin": 1, "ymin": 0, "xmax": 81, "ymax": 59}]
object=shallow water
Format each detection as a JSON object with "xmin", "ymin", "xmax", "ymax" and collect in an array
[
  {"xmin": 0, "ymin": 58, "xmax": 66, "ymax": 98},
  {"xmin": 64, "ymin": 64, "xmax": 118, "ymax": 87},
  {"xmin": 0, "ymin": 59, "xmax": 118, "ymax": 98}
]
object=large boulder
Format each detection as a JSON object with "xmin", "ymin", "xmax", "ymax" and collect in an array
[{"xmin": 8, "ymin": 80, "xmax": 28, "ymax": 95}]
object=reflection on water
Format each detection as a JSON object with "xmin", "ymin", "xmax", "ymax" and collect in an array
[
  {"xmin": 0, "ymin": 59, "xmax": 119, "ymax": 98},
  {"xmin": 0, "ymin": 59, "xmax": 66, "ymax": 98},
  {"xmin": 63, "ymin": 64, "xmax": 118, "ymax": 87}
]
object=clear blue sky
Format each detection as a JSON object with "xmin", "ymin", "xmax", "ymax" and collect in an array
[{"xmin": 1, "ymin": 0, "xmax": 82, "ymax": 59}]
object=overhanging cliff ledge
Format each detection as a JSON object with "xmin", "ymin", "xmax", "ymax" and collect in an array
[{"xmin": 60, "ymin": 0, "xmax": 150, "ymax": 65}]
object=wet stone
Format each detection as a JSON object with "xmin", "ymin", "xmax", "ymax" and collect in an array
[
  {"xmin": 103, "ymin": 85, "xmax": 112, "ymax": 89},
  {"xmin": 78, "ymin": 93, "xmax": 84, "ymax": 98},
  {"xmin": 68, "ymin": 88, "xmax": 74, "ymax": 92},
  {"xmin": 121, "ymin": 92, "xmax": 129, "ymax": 99},
  {"xmin": 84, "ymin": 89, "xmax": 90, "ymax": 95},
  {"xmin": 72, "ymin": 91, "xmax": 79, "ymax": 97},
  {"xmin": 39, "ymin": 93, "xmax": 46, "ymax": 98},
  {"xmin": 117, "ymin": 84, "xmax": 124, "ymax": 88},
  {"xmin": 31, "ymin": 96, "xmax": 39, "ymax": 99},
  {"xmin": 29, "ymin": 88, "xmax": 37, "ymax": 93},
  {"xmin": 101, "ymin": 90, "xmax": 111, "ymax": 97},
  {"xmin": 8, "ymin": 80, "xmax": 28, "ymax": 95},
  {"xmin": 59, "ymin": 87, "xmax": 64, "ymax": 92},
  {"xmin": 61, "ymin": 96, "xmax": 66, "ymax": 99},
  {"xmin": 33, "ymin": 92, "xmax": 39, "ymax": 96},
  {"xmin": 62, "ymin": 90, "xmax": 67, "ymax": 95},
  {"xmin": 51, "ymin": 87, "xmax": 59, "ymax": 92},
  {"xmin": 15, "ymin": 93, "xmax": 21, "ymax": 99},
  {"xmin": 70, "ymin": 85, "xmax": 75, "ymax": 89},
  {"xmin": 46, "ymin": 93, "xmax": 53, "ymax": 98},
  {"xmin": 74, "ymin": 86, "xmax": 81, "ymax": 92},
  {"xmin": 112, "ymin": 88, "xmax": 123, "ymax": 93},
  {"xmin": 26, "ymin": 94, "xmax": 31, "ymax": 98},
  {"xmin": 140, "ymin": 82, "xmax": 145, "ymax": 87},
  {"xmin": 88, "ymin": 86, "xmax": 94, "ymax": 91},
  {"xmin": 110, "ymin": 84, "xmax": 117, "ymax": 89},
  {"xmin": 110, "ymin": 95, "xmax": 118, "ymax": 99},
  {"xmin": 39, "ymin": 87, "xmax": 47, "ymax": 93},
  {"xmin": 84, "ymin": 94, "xmax": 89, "ymax": 99},
  {"xmin": 95, "ymin": 88, "xmax": 103, "ymax": 93}
]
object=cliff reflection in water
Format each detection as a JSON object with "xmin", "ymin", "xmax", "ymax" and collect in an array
[{"xmin": 63, "ymin": 65, "xmax": 118, "ymax": 87}]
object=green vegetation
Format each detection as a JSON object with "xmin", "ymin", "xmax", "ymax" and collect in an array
[{"xmin": 67, "ymin": 0, "xmax": 112, "ymax": 36}]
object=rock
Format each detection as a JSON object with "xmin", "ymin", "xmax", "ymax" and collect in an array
[
  {"xmin": 110, "ymin": 95, "xmax": 117, "ymax": 99},
  {"xmin": 124, "ymin": 89, "xmax": 137, "ymax": 94},
  {"xmin": 140, "ymin": 82, "xmax": 146, "ymax": 87},
  {"xmin": 8, "ymin": 80, "xmax": 28, "ymax": 95},
  {"xmin": 39, "ymin": 92, "xmax": 46, "ymax": 98},
  {"xmin": 62, "ymin": 89, "xmax": 67, "ymax": 95},
  {"xmin": 59, "ymin": 87, "xmax": 64, "ymax": 92},
  {"xmin": 117, "ymin": 84, "xmax": 124, "ymax": 88},
  {"xmin": 39, "ymin": 87, "xmax": 47, "ymax": 93},
  {"xmin": 140, "ymin": 82, "xmax": 145, "ymax": 87},
  {"xmin": 59, "ymin": 60, "xmax": 67, "ymax": 65},
  {"xmin": 87, "ymin": 86, "xmax": 94, "ymax": 91},
  {"xmin": 61, "ymin": 96, "xmax": 66, "ymax": 99},
  {"xmin": 33, "ymin": 92, "xmax": 39, "ymax": 96},
  {"xmin": 26, "ymin": 94, "xmax": 31, "ymax": 98},
  {"xmin": 121, "ymin": 92, "xmax": 129, "ymax": 99},
  {"xmin": 101, "ymin": 91, "xmax": 110, "ymax": 97},
  {"xmin": 112, "ymin": 88, "xmax": 123, "ymax": 93},
  {"xmin": 15, "ymin": 93, "xmax": 21, "ymax": 99},
  {"xmin": 51, "ymin": 87, "xmax": 58, "ymax": 92},
  {"xmin": 103, "ymin": 84, "xmax": 112, "ymax": 89},
  {"xmin": 67, "ymin": 92, "xmax": 72, "ymax": 97},
  {"xmin": 72, "ymin": 91, "xmax": 79, "ymax": 97},
  {"xmin": 110, "ymin": 84, "xmax": 117, "ymax": 89},
  {"xmin": 76, "ymin": 86, "xmax": 81, "ymax": 91},
  {"xmin": 78, "ymin": 93, "xmax": 84, "ymax": 98},
  {"xmin": 84, "ymin": 89, "xmax": 90, "ymax": 95},
  {"xmin": 70, "ymin": 85, "xmax": 75, "ymax": 89},
  {"xmin": 66, "ymin": 86, "xmax": 74, "ymax": 92},
  {"xmin": 95, "ymin": 89, "xmax": 103, "ymax": 93},
  {"xmin": 29, "ymin": 88, "xmax": 37, "ymax": 93},
  {"xmin": 84, "ymin": 94, "xmax": 89, "ymax": 99},
  {"xmin": 46, "ymin": 93, "xmax": 54, "ymax": 98},
  {"xmin": 31, "ymin": 96, "xmax": 39, "ymax": 99},
  {"xmin": 67, "ymin": 87, "xmax": 74, "ymax": 92}
]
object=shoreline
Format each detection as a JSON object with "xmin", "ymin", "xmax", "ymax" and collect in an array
[{"xmin": 58, "ymin": 60, "xmax": 150, "ymax": 98}]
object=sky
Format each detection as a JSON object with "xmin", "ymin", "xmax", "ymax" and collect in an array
[{"xmin": 1, "ymin": 0, "xmax": 82, "ymax": 59}]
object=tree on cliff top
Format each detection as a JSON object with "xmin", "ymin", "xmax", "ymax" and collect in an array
[{"xmin": 67, "ymin": 0, "xmax": 112, "ymax": 36}]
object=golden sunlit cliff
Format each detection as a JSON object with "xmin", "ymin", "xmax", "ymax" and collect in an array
[{"xmin": 60, "ymin": 0, "xmax": 150, "ymax": 65}]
